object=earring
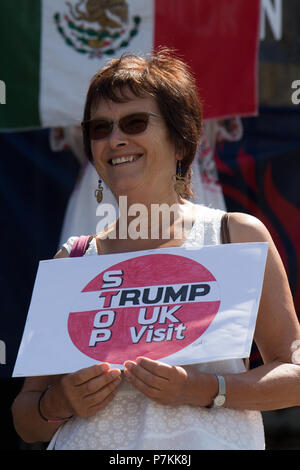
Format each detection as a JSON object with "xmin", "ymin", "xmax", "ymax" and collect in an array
[
  {"xmin": 94, "ymin": 178, "xmax": 103, "ymax": 203},
  {"xmin": 173, "ymin": 161, "xmax": 186, "ymax": 195}
]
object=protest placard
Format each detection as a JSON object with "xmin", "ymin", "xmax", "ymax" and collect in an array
[{"xmin": 13, "ymin": 243, "xmax": 268, "ymax": 377}]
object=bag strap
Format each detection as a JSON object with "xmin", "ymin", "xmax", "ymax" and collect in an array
[
  {"xmin": 70, "ymin": 216, "xmax": 231, "ymax": 255},
  {"xmin": 69, "ymin": 235, "xmax": 93, "ymax": 257},
  {"xmin": 221, "ymin": 213, "xmax": 231, "ymax": 244},
  {"xmin": 70, "ymin": 215, "xmax": 231, "ymax": 255}
]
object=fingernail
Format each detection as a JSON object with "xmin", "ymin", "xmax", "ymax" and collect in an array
[
  {"xmin": 124, "ymin": 360, "xmax": 136, "ymax": 369},
  {"xmin": 136, "ymin": 356, "xmax": 146, "ymax": 364},
  {"xmin": 111, "ymin": 370, "xmax": 120, "ymax": 378}
]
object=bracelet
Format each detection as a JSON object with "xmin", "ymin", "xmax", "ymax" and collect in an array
[{"xmin": 38, "ymin": 385, "xmax": 73, "ymax": 423}]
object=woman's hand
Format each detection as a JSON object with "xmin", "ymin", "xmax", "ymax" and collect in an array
[
  {"xmin": 123, "ymin": 357, "xmax": 216, "ymax": 406},
  {"xmin": 46, "ymin": 363, "xmax": 122, "ymax": 419}
]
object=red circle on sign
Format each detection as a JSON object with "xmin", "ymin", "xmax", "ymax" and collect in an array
[{"xmin": 68, "ymin": 253, "xmax": 220, "ymax": 364}]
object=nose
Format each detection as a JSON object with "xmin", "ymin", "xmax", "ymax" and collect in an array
[{"xmin": 108, "ymin": 124, "xmax": 129, "ymax": 149}]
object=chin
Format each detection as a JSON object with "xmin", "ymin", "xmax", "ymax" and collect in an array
[
  {"xmin": 110, "ymin": 172, "xmax": 147, "ymax": 194},
  {"xmin": 108, "ymin": 181, "xmax": 141, "ymax": 199}
]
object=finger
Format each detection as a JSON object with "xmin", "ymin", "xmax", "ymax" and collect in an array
[
  {"xmin": 73, "ymin": 363, "xmax": 111, "ymax": 386},
  {"xmin": 123, "ymin": 366, "xmax": 163, "ymax": 400},
  {"xmin": 85, "ymin": 375, "xmax": 121, "ymax": 408},
  {"xmin": 124, "ymin": 358, "xmax": 168, "ymax": 381},
  {"xmin": 124, "ymin": 361, "xmax": 166, "ymax": 391},
  {"xmin": 83, "ymin": 369, "xmax": 121, "ymax": 396},
  {"xmin": 136, "ymin": 357, "xmax": 173, "ymax": 379}
]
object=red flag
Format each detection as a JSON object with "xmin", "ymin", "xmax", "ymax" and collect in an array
[{"xmin": 154, "ymin": 0, "xmax": 260, "ymax": 119}]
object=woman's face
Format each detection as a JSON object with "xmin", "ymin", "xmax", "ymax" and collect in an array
[{"xmin": 90, "ymin": 91, "xmax": 180, "ymax": 201}]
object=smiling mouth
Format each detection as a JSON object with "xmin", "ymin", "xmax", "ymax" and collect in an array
[{"xmin": 109, "ymin": 154, "xmax": 143, "ymax": 166}]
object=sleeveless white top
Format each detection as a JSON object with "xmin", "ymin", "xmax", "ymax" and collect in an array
[{"xmin": 48, "ymin": 205, "xmax": 265, "ymax": 450}]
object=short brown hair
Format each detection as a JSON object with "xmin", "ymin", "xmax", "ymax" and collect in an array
[{"xmin": 82, "ymin": 48, "xmax": 203, "ymax": 199}]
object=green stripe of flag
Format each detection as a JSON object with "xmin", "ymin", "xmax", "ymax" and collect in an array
[{"xmin": 0, "ymin": 0, "xmax": 41, "ymax": 130}]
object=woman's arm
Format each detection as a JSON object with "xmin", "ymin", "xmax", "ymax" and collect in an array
[
  {"xmin": 223, "ymin": 212, "xmax": 300, "ymax": 410},
  {"xmin": 12, "ymin": 363, "xmax": 121, "ymax": 443},
  {"xmin": 12, "ymin": 246, "xmax": 121, "ymax": 444},
  {"xmin": 12, "ymin": 375, "xmax": 65, "ymax": 443},
  {"xmin": 124, "ymin": 213, "xmax": 300, "ymax": 410}
]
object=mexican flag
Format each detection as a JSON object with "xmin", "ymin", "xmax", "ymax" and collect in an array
[{"xmin": 0, "ymin": 0, "xmax": 260, "ymax": 131}]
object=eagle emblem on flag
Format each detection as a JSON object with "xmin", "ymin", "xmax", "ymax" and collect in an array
[{"xmin": 54, "ymin": 0, "xmax": 141, "ymax": 58}]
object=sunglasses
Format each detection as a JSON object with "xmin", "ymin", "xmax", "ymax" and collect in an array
[{"xmin": 81, "ymin": 112, "xmax": 161, "ymax": 141}]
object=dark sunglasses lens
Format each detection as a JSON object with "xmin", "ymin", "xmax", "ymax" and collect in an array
[
  {"xmin": 89, "ymin": 120, "xmax": 112, "ymax": 140},
  {"xmin": 120, "ymin": 113, "xmax": 149, "ymax": 134}
]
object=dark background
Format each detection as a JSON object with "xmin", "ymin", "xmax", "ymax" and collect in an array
[{"xmin": 0, "ymin": 130, "xmax": 80, "ymax": 449}]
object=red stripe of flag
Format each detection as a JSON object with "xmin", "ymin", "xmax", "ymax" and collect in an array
[{"xmin": 154, "ymin": 0, "xmax": 260, "ymax": 120}]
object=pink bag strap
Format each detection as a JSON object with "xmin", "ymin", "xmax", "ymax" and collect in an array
[{"xmin": 69, "ymin": 235, "xmax": 92, "ymax": 257}]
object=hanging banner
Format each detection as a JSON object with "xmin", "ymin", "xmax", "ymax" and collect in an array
[
  {"xmin": 13, "ymin": 243, "xmax": 267, "ymax": 377},
  {"xmin": 0, "ymin": 0, "xmax": 260, "ymax": 130},
  {"xmin": 216, "ymin": 107, "xmax": 300, "ymax": 324},
  {"xmin": 259, "ymin": 0, "xmax": 300, "ymax": 106}
]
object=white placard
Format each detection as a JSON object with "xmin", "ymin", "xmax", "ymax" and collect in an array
[{"xmin": 13, "ymin": 243, "xmax": 268, "ymax": 377}]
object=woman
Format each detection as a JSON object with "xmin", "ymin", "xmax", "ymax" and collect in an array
[{"xmin": 12, "ymin": 49, "xmax": 300, "ymax": 450}]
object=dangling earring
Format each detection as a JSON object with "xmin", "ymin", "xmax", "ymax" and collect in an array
[
  {"xmin": 94, "ymin": 178, "xmax": 103, "ymax": 203},
  {"xmin": 173, "ymin": 161, "xmax": 186, "ymax": 195}
]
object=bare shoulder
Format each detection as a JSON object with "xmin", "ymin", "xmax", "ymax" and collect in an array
[
  {"xmin": 228, "ymin": 212, "xmax": 272, "ymax": 244},
  {"xmin": 53, "ymin": 246, "xmax": 70, "ymax": 259}
]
